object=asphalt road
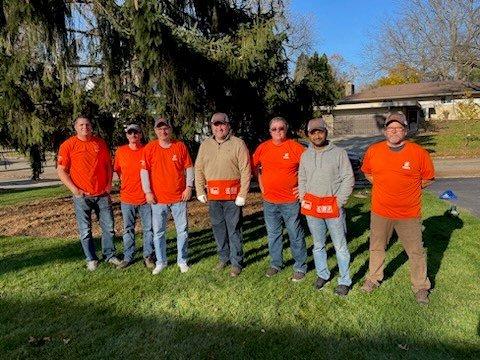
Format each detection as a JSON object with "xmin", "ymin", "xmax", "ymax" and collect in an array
[{"xmin": 427, "ymin": 178, "xmax": 480, "ymax": 217}]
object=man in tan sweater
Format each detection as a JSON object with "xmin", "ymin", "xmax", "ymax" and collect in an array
[{"xmin": 195, "ymin": 112, "xmax": 251, "ymax": 277}]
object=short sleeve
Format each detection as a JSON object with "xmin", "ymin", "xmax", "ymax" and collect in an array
[
  {"xmin": 57, "ymin": 141, "xmax": 71, "ymax": 169},
  {"xmin": 420, "ymin": 149, "xmax": 435, "ymax": 180}
]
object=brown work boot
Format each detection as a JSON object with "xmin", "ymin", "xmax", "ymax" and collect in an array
[
  {"xmin": 291, "ymin": 271, "xmax": 305, "ymax": 282},
  {"xmin": 415, "ymin": 289, "xmax": 430, "ymax": 305},
  {"xmin": 229, "ymin": 266, "xmax": 242, "ymax": 277},
  {"xmin": 265, "ymin": 267, "xmax": 279, "ymax": 277},
  {"xmin": 360, "ymin": 279, "xmax": 379, "ymax": 293}
]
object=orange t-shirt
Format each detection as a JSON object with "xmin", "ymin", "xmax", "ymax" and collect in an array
[
  {"xmin": 113, "ymin": 145, "xmax": 146, "ymax": 205},
  {"xmin": 252, "ymin": 139, "xmax": 305, "ymax": 203},
  {"xmin": 141, "ymin": 140, "xmax": 193, "ymax": 204},
  {"xmin": 361, "ymin": 141, "xmax": 435, "ymax": 219},
  {"xmin": 57, "ymin": 136, "xmax": 111, "ymax": 196}
]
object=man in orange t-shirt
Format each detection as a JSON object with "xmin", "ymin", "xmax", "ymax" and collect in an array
[
  {"xmin": 361, "ymin": 112, "xmax": 435, "ymax": 304},
  {"xmin": 113, "ymin": 124, "xmax": 154, "ymax": 269},
  {"xmin": 140, "ymin": 118, "xmax": 194, "ymax": 275},
  {"xmin": 252, "ymin": 116, "xmax": 307, "ymax": 281},
  {"xmin": 57, "ymin": 115, "xmax": 120, "ymax": 271}
]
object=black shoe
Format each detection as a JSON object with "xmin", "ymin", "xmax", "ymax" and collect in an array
[
  {"xmin": 334, "ymin": 285, "xmax": 350, "ymax": 297},
  {"xmin": 314, "ymin": 277, "xmax": 328, "ymax": 290}
]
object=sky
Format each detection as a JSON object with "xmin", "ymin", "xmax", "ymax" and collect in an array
[{"xmin": 289, "ymin": 0, "xmax": 402, "ymax": 85}]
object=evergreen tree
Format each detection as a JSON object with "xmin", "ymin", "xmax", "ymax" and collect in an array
[{"xmin": 293, "ymin": 52, "xmax": 342, "ymax": 124}]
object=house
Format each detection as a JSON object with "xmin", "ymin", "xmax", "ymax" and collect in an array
[{"xmin": 318, "ymin": 81, "xmax": 480, "ymax": 136}]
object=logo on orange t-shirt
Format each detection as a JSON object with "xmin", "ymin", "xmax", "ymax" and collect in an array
[
  {"xmin": 402, "ymin": 161, "xmax": 411, "ymax": 170},
  {"xmin": 283, "ymin": 152, "xmax": 290, "ymax": 160}
]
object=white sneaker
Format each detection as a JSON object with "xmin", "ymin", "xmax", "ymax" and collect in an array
[
  {"xmin": 178, "ymin": 263, "xmax": 190, "ymax": 273},
  {"xmin": 87, "ymin": 260, "xmax": 99, "ymax": 271},
  {"xmin": 107, "ymin": 256, "xmax": 122, "ymax": 267},
  {"xmin": 152, "ymin": 263, "xmax": 167, "ymax": 275}
]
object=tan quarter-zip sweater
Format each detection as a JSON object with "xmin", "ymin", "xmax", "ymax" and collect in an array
[{"xmin": 194, "ymin": 134, "xmax": 251, "ymax": 199}]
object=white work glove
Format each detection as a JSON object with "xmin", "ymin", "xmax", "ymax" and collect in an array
[
  {"xmin": 235, "ymin": 196, "xmax": 245, "ymax": 207},
  {"xmin": 197, "ymin": 194, "xmax": 207, "ymax": 204}
]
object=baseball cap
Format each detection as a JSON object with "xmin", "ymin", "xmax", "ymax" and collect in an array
[
  {"xmin": 125, "ymin": 124, "xmax": 140, "ymax": 132},
  {"xmin": 210, "ymin": 113, "xmax": 230, "ymax": 124},
  {"xmin": 307, "ymin": 118, "xmax": 327, "ymax": 132},
  {"xmin": 154, "ymin": 118, "xmax": 171, "ymax": 128},
  {"xmin": 385, "ymin": 112, "xmax": 408, "ymax": 127}
]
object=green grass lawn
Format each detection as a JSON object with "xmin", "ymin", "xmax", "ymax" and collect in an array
[
  {"xmin": 0, "ymin": 191, "xmax": 479, "ymax": 359},
  {"xmin": 413, "ymin": 119, "xmax": 480, "ymax": 158},
  {"xmin": 0, "ymin": 186, "xmax": 70, "ymax": 207}
]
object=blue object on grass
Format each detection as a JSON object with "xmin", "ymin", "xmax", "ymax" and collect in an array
[{"xmin": 439, "ymin": 189, "xmax": 458, "ymax": 200}]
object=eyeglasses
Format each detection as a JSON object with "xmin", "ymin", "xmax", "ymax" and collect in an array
[
  {"xmin": 127, "ymin": 130, "xmax": 139, "ymax": 135},
  {"xmin": 213, "ymin": 121, "xmax": 227, "ymax": 126},
  {"xmin": 385, "ymin": 126, "xmax": 405, "ymax": 133},
  {"xmin": 270, "ymin": 127, "xmax": 285, "ymax": 132}
]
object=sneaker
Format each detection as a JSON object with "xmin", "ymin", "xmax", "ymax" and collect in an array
[
  {"xmin": 152, "ymin": 263, "xmax": 167, "ymax": 275},
  {"xmin": 117, "ymin": 260, "xmax": 131, "ymax": 269},
  {"xmin": 214, "ymin": 261, "xmax": 228, "ymax": 271},
  {"xmin": 87, "ymin": 260, "xmax": 99, "ymax": 271},
  {"xmin": 144, "ymin": 256, "xmax": 155, "ymax": 269},
  {"xmin": 266, "ymin": 267, "xmax": 279, "ymax": 277},
  {"xmin": 229, "ymin": 266, "xmax": 242, "ymax": 277},
  {"xmin": 107, "ymin": 256, "xmax": 122, "ymax": 267},
  {"xmin": 360, "ymin": 279, "xmax": 379, "ymax": 293},
  {"xmin": 334, "ymin": 285, "xmax": 350, "ymax": 297},
  {"xmin": 178, "ymin": 263, "xmax": 190, "ymax": 273},
  {"xmin": 415, "ymin": 289, "xmax": 430, "ymax": 305},
  {"xmin": 291, "ymin": 271, "xmax": 305, "ymax": 282},
  {"xmin": 314, "ymin": 277, "xmax": 328, "ymax": 290}
]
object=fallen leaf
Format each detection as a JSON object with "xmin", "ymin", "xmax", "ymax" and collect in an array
[{"xmin": 398, "ymin": 344, "xmax": 409, "ymax": 351}]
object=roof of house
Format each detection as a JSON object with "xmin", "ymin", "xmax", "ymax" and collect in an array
[{"xmin": 340, "ymin": 80, "xmax": 480, "ymax": 104}]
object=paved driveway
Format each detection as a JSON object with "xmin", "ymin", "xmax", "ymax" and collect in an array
[{"xmin": 427, "ymin": 178, "xmax": 480, "ymax": 217}]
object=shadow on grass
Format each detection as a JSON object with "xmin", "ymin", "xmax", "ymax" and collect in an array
[
  {"xmin": 423, "ymin": 213, "xmax": 463, "ymax": 288},
  {"xmin": 0, "ymin": 238, "xmax": 87, "ymax": 276},
  {"xmin": 0, "ymin": 296, "xmax": 477, "ymax": 359}
]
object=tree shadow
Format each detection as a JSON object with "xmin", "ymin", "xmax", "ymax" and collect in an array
[
  {"xmin": 422, "ymin": 212, "xmax": 463, "ymax": 288},
  {"xmin": 0, "ymin": 296, "xmax": 477, "ymax": 359},
  {"xmin": 0, "ymin": 237, "xmax": 116, "ymax": 275}
]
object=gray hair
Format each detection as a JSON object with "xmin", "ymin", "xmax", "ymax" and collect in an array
[{"xmin": 269, "ymin": 116, "xmax": 289, "ymax": 130}]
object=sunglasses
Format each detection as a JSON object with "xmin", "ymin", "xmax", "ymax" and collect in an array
[
  {"xmin": 212, "ymin": 121, "xmax": 227, "ymax": 126},
  {"xmin": 127, "ymin": 130, "xmax": 140, "ymax": 135},
  {"xmin": 270, "ymin": 127, "xmax": 285, "ymax": 132}
]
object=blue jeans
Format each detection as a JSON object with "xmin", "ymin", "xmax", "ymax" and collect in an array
[
  {"xmin": 263, "ymin": 201, "xmax": 307, "ymax": 273},
  {"xmin": 306, "ymin": 208, "xmax": 352, "ymax": 286},
  {"xmin": 151, "ymin": 202, "xmax": 188, "ymax": 266},
  {"xmin": 73, "ymin": 195, "xmax": 116, "ymax": 262},
  {"xmin": 208, "ymin": 200, "xmax": 244, "ymax": 268},
  {"xmin": 120, "ymin": 203, "xmax": 154, "ymax": 262}
]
